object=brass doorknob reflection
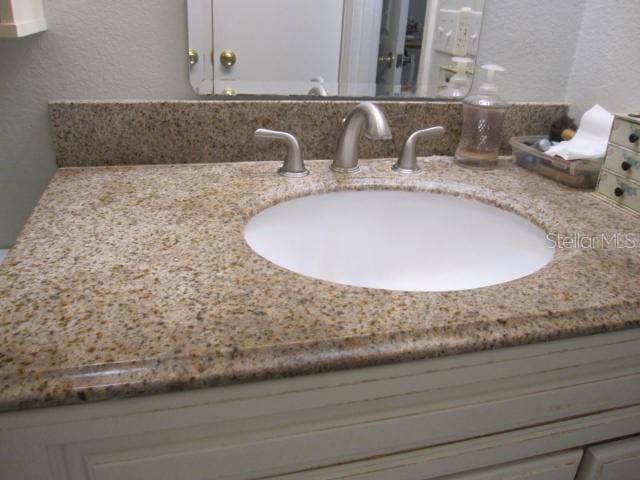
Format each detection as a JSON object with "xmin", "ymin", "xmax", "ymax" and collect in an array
[
  {"xmin": 220, "ymin": 50, "xmax": 237, "ymax": 68},
  {"xmin": 188, "ymin": 48, "xmax": 199, "ymax": 65},
  {"xmin": 378, "ymin": 52, "xmax": 395, "ymax": 68},
  {"xmin": 378, "ymin": 52, "xmax": 405, "ymax": 69}
]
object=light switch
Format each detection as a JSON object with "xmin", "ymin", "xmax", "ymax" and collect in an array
[
  {"xmin": 435, "ymin": 9, "xmax": 458, "ymax": 54},
  {"xmin": 467, "ymin": 10, "xmax": 483, "ymax": 55}
]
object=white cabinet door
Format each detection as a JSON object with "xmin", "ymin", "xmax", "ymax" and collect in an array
[
  {"xmin": 575, "ymin": 436, "xmax": 640, "ymax": 480},
  {"xmin": 436, "ymin": 450, "xmax": 583, "ymax": 480}
]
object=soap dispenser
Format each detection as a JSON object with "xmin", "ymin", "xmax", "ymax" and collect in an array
[
  {"xmin": 454, "ymin": 64, "xmax": 509, "ymax": 169},
  {"xmin": 440, "ymin": 57, "xmax": 473, "ymax": 99}
]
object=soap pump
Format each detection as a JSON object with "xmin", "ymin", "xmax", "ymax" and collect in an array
[
  {"xmin": 454, "ymin": 64, "xmax": 509, "ymax": 169},
  {"xmin": 440, "ymin": 57, "xmax": 473, "ymax": 99}
]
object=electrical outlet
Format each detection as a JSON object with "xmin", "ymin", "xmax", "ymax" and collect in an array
[{"xmin": 435, "ymin": 8, "xmax": 482, "ymax": 57}]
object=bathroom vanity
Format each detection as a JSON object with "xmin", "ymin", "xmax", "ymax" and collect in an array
[{"xmin": 1, "ymin": 157, "xmax": 639, "ymax": 480}]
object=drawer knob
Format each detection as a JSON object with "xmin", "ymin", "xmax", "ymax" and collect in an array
[
  {"xmin": 630, "ymin": 133, "xmax": 639, "ymax": 144},
  {"xmin": 614, "ymin": 187, "xmax": 625, "ymax": 197},
  {"xmin": 621, "ymin": 161, "xmax": 632, "ymax": 171}
]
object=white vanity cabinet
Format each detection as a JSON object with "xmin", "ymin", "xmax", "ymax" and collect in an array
[
  {"xmin": 0, "ymin": 0, "xmax": 47, "ymax": 37},
  {"xmin": 575, "ymin": 436, "xmax": 640, "ymax": 480},
  {"xmin": 2, "ymin": 329, "xmax": 640, "ymax": 480}
]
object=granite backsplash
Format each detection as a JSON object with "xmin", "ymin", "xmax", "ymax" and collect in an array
[{"xmin": 49, "ymin": 100, "xmax": 567, "ymax": 167}]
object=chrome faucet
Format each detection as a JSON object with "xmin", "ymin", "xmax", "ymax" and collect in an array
[
  {"xmin": 254, "ymin": 129, "xmax": 309, "ymax": 177},
  {"xmin": 392, "ymin": 126, "xmax": 446, "ymax": 174},
  {"xmin": 331, "ymin": 102, "xmax": 392, "ymax": 173}
]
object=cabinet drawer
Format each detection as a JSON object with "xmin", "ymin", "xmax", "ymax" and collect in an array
[
  {"xmin": 605, "ymin": 144, "xmax": 640, "ymax": 183},
  {"xmin": 610, "ymin": 117, "xmax": 640, "ymax": 152},
  {"xmin": 595, "ymin": 170, "xmax": 640, "ymax": 214},
  {"xmin": 439, "ymin": 450, "xmax": 583, "ymax": 480},
  {"xmin": 576, "ymin": 436, "xmax": 640, "ymax": 480}
]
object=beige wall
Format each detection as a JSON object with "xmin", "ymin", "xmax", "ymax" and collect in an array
[
  {"xmin": 0, "ymin": 1, "xmax": 197, "ymax": 247},
  {"xmin": 567, "ymin": 0, "xmax": 640, "ymax": 117},
  {"xmin": 478, "ymin": 0, "xmax": 585, "ymax": 102}
]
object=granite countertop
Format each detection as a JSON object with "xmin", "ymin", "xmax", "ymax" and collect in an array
[{"xmin": 1, "ymin": 158, "xmax": 639, "ymax": 412}]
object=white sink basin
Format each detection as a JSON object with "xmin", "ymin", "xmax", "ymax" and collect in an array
[{"xmin": 244, "ymin": 190, "xmax": 554, "ymax": 292}]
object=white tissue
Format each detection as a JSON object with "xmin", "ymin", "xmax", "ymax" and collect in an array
[{"xmin": 545, "ymin": 105, "xmax": 614, "ymax": 161}]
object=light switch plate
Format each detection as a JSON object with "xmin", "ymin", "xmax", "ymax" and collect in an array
[
  {"xmin": 435, "ymin": 9, "xmax": 458, "ymax": 55},
  {"xmin": 435, "ymin": 8, "xmax": 482, "ymax": 57}
]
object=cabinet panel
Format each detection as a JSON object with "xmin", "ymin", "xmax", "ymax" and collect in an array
[
  {"xmin": 575, "ymin": 436, "xmax": 640, "ymax": 480},
  {"xmin": 437, "ymin": 450, "xmax": 583, "ymax": 480},
  {"xmin": 0, "ymin": 0, "xmax": 47, "ymax": 37}
]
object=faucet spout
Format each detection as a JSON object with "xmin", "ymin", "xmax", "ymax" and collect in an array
[{"xmin": 331, "ymin": 102, "xmax": 392, "ymax": 173}]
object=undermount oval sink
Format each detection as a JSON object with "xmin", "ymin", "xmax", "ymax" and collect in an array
[{"xmin": 244, "ymin": 190, "xmax": 554, "ymax": 292}]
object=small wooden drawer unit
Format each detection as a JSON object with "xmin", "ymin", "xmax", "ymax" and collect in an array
[
  {"xmin": 610, "ymin": 115, "xmax": 640, "ymax": 153},
  {"xmin": 595, "ymin": 114, "xmax": 640, "ymax": 215}
]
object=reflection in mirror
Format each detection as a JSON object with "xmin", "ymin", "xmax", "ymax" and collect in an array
[{"xmin": 187, "ymin": 0, "xmax": 485, "ymax": 99}]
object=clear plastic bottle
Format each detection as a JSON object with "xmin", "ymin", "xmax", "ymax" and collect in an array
[
  {"xmin": 439, "ymin": 57, "xmax": 473, "ymax": 99},
  {"xmin": 454, "ymin": 64, "xmax": 509, "ymax": 169}
]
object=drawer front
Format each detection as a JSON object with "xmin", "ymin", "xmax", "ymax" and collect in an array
[
  {"xmin": 575, "ymin": 436, "xmax": 640, "ymax": 480},
  {"xmin": 605, "ymin": 145, "xmax": 640, "ymax": 182},
  {"xmin": 596, "ymin": 170, "xmax": 640, "ymax": 213},
  {"xmin": 439, "ymin": 450, "xmax": 583, "ymax": 480},
  {"xmin": 610, "ymin": 118, "xmax": 640, "ymax": 152}
]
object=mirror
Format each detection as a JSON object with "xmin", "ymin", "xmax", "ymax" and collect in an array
[{"xmin": 187, "ymin": 0, "xmax": 486, "ymax": 99}]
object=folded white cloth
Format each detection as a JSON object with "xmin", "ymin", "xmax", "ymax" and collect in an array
[{"xmin": 546, "ymin": 104, "xmax": 614, "ymax": 160}]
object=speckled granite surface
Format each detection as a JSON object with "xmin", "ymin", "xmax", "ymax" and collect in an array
[
  {"xmin": 49, "ymin": 101, "xmax": 567, "ymax": 167},
  {"xmin": 1, "ymin": 158, "xmax": 639, "ymax": 412}
]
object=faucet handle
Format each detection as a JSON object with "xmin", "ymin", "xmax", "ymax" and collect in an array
[
  {"xmin": 392, "ymin": 126, "xmax": 446, "ymax": 174},
  {"xmin": 254, "ymin": 129, "xmax": 309, "ymax": 178}
]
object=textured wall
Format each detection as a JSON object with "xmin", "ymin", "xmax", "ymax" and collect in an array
[
  {"xmin": 0, "ymin": 1, "xmax": 197, "ymax": 247},
  {"xmin": 566, "ymin": 0, "xmax": 640, "ymax": 118},
  {"xmin": 477, "ymin": 0, "xmax": 585, "ymax": 102}
]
